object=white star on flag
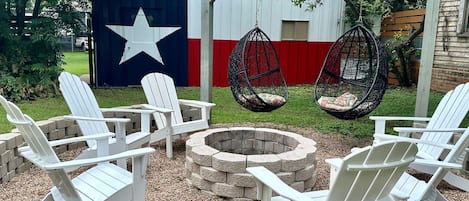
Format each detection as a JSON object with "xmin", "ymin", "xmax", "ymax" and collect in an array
[{"xmin": 106, "ymin": 7, "xmax": 181, "ymax": 65}]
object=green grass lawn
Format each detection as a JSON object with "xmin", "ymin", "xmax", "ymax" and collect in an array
[
  {"xmin": 62, "ymin": 52, "xmax": 90, "ymax": 76},
  {"xmin": 1, "ymin": 85, "xmax": 460, "ymax": 138}
]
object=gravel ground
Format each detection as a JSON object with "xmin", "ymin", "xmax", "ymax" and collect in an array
[{"xmin": 0, "ymin": 123, "xmax": 467, "ymax": 200}]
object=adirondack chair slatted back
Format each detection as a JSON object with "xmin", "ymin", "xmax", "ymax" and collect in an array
[
  {"xmin": 0, "ymin": 96, "xmax": 81, "ymax": 199},
  {"xmin": 59, "ymin": 72, "xmax": 110, "ymax": 148},
  {"xmin": 328, "ymin": 141, "xmax": 418, "ymax": 201},
  {"xmin": 141, "ymin": 73, "xmax": 183, "ymax": 128},
  {"xmin": 420, "ymin": 83, "xmax": 469, "ymax": 159}
]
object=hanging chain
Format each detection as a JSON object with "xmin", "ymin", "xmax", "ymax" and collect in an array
[
  {"xmin": 357, "ymin": 0, "xmax": 363, "ymax": 24},
  {"xmin": 255, "ymin": 0, "xmax": 261, "ymax": 27}
]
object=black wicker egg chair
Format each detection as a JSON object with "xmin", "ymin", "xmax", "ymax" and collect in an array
[
  {"xmin": 314, "ymin": 24, "xmax": 388, "ymax": 120},
  {"xmin": 228, "ymin": 27, "xmax": 288, "ymax": 112}
]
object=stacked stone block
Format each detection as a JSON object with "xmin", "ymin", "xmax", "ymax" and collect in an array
[
  {"xmin": 186, "ymin": 127, "xmax": 317, "ymax": 200},
  {"xmin": 0, "ymin": 133, "xmax": 27, "ymax": 183},
  {"xmin": 180, "ymin": 105, "xmax": 202, "ymax": 121}
]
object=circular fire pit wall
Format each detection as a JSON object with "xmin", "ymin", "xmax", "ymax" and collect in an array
[{"xmin": 185, "ymin": 127, "xmax": 317, "ymax": 200}]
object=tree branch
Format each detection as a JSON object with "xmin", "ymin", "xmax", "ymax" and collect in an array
[
  {"xmin": 398, "ymin": 16, "xmax": 425, "ymax": 47},
  {"xmin": 393, "ymin": 15, "xmax": 424, "ymax": 86}
]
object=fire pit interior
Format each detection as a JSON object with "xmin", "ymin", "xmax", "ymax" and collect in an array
[{"xmin": 185, "ymin": 127, "xmax": 317, "ymax": 200}]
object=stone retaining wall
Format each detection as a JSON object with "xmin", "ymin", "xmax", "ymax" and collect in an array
[{"xmin": 0, "ymin": 105, "xmax": 200, "ymax": 184}]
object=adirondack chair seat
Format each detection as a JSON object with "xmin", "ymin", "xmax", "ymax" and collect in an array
[
  {"xmin": 370, "ymin": 82, "xmax": 469, "ymax": 192},
  {"xmin": 141, "ymin": 73, "xmax": 216, "ymax": 158},
  {"xmin": 392, "ymin": 172, "xmax": 446, "ymax": 201},
  {"xmin": 49, "ymin": 163, "xmax": 133, "ymax": 200},
  {"xmin": 140, "ymin": 103, "xmax": 213, "ymax": 141},
  {"xmin": 23, "ymin": 145, "xmax": 155, "ymax": 201},
  {"xmin": 18, "ymin": 137, "xmax": 154, "ymax": 201},
  {"xmin": 247, "ymin": 141, "xmax": 419, "ymax": 201}
]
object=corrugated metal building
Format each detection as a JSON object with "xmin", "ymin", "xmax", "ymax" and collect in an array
[{"xmin": 188, "ymin": 0, "xmax": 346, "ymax": 86}]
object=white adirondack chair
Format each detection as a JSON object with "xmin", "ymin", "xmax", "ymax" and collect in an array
[
  {"xmin": 141, "ymin": 72, "xmax": 216, "ymax": 158},
  {"xmin": 247, "ymin": 141, "xmax": 419, "ymax": 201},
  {"xmin": 392, "ymin": 127, "xmax": 469, "ymax": 201},
  {"xmin": 0, "ymin": 95, "xmax": 155, "ymax": 201},
  {"xmin": 371, "ymin": 82, "xmax": 469, "ymax": 191},
  {"xmin": 59, "ymin": 72, "xmax": 155, "ymax": 168}
]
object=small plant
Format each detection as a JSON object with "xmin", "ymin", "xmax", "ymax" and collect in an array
[{"xmin": 384, "ymin": 31, "xmax": 421, "ymax": 87}]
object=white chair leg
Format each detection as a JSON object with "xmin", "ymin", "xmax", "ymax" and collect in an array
[{"xmin": 166, "ymin": 132, "xmax": 173, "ymax": 158}]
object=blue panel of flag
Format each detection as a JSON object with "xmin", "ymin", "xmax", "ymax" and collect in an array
[{"xmin": 92, "ymin": 0, "xmax": 188, "ymax": 86}]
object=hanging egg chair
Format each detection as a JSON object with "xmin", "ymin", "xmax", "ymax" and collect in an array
[
  {"xmin": 228, "ymin": 27, "xmax": 288, "ymax": 112},
  {"xmin": 314, "ymin": 24, "xmax": 388, "ymax": 120}
]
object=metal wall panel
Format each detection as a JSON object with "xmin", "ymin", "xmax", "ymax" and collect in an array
[{"xmin": 188, "ymin": 0, "xmax": 345, "ymax": 41}]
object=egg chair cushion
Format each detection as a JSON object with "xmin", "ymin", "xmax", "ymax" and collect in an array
[{"xmin": 318, "ymin": 92, "xmax": 358, "ymax": 111}]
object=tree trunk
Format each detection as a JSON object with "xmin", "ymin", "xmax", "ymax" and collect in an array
[
  {"xmin": 14, "ymin": 0, "xmax": 27, "ymax": 35},
  {"xmin": 32, "ymin": 0, "xmax": 41, "ymax": 18}
]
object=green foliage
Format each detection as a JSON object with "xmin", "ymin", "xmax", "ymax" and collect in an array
[
  {"xmin": 344, "ymin": 0, "xmax": 392, "ymax": 28},
  {"xmin": 54, "ymin": 1, "xmax": 87, "ymax": 34},
  {"xmin": 0, "ymin": 18, "xmax": 63, "ymax": 101},
  {"xmin": 0, "ymin": 0, "xmax": 88, "ymax": 101},
  {"xmin": 292, "ymin": 0, "xmax": 425, "ymax": 28},
  {"xmin": 291, "ymin": 0, "xmax": 323, "ymax": 10},
  {"xmin": 383, "ymin": 32, "xmax": 420, "ymax": 86}
]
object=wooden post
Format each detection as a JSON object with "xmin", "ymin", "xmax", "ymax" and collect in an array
[
  {"xmin": 87, "ymin": 17, "xmax": 95, "ymax": 88},
  {"xmin": 200, "ymin": 0, "xmax": 214, "ymax": 102},
  {"xmin": 415, "ymin": 0, "xmax": 440, "ymax": 117}
]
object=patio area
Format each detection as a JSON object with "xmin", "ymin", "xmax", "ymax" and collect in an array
[{"xmin": 0, "ymin": 123, "xmax": 467, "ymax": 201}]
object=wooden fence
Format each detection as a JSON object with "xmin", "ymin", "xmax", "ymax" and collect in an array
[
  {"xmin": 381, "ymin": 9, "xmax": 426, "ymax": 37},
  {"xmin": 381, "ymin": 9, "xmax": 425, "ymax": 85}
]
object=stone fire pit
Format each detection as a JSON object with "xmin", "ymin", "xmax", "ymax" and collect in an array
[{"xmin": 185, "ymin": 127, "xmax": 317, "ymax": 200}]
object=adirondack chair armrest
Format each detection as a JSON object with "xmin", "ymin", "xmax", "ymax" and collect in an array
[
  {"xmin": 140, "ymin": 104, "xmax": 173, "ymax": 114},
  {"xmin": 393, "ymin": 127, "xmax": 467, "ymax": 133},
  {"xmin": 178, "ymin": 99, "xmax": 216, "ymax": 108},
  {"xmin": 17, "ymin": 133, "xmax": 115, "ymax": 152},
  {"xmin": 373, "ymin": 134, "xmax": 455, "ymax": 150},
  {"xmin": 246, "ymin": 166, "xmax": 315, "ymax": 201},
  {"xmin": 100, "ymin": 107, "xmax": 156, "ymax": 114},
  {"xmin": 101, "ymin": 107, "xmax": 158, "ymax": 133},
  {"xmin": 370, "ymin": 116, "xmax": 430, "ymax": 135},
  {"xmin": 63, "ymin": 115, "xmax": 131, "ymax": 123},
  {"xmin": 413, "ymin": 159, "xmax": 463, "ymax": 170},
  {"xmin": 325, "ymin": 158, "xmax": 343, "ymax": 188},
  {"xmin": 390, "ymin": 189, "xmax": 410, "ymax": 200},
  {"xmin": 50, "ymin": 132, "xmax": 115, "ymax": 147},
  {"xmin": 43, "ymin": 147, "xmax": 155, "ymax": 170},
  {"xmin": 370, "ymin": 116, "xmax": 432, "ymax": 122},
  {"xmin": 178, "ymin": 99, "xmax": 215, "ymax": 120}
]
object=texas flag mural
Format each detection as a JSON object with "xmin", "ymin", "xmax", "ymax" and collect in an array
[{"xmin": 92, "ymin": 1, "xmax": 188, "ymax": 86}]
